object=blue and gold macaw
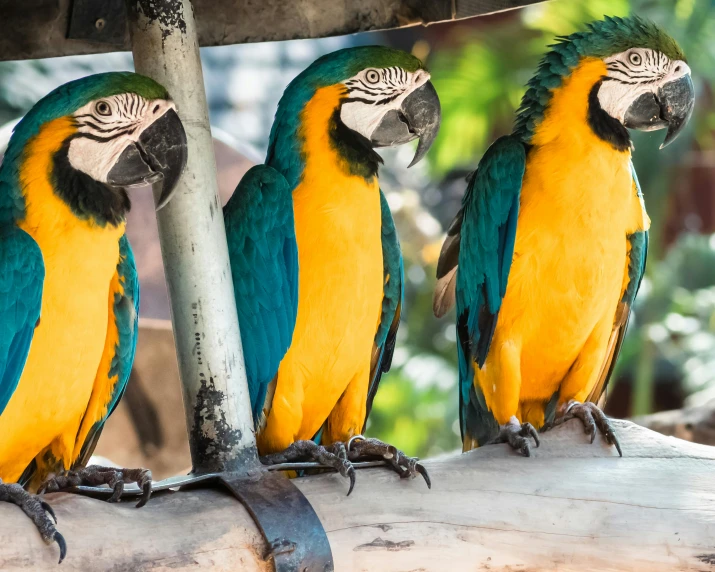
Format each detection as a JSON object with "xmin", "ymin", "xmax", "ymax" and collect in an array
[
  {"xmin": 0, "ymin": 73, "xmax": 187, "ymax": 561},
  {"xmin": 224, "ymin": 46, "xmax": 440, "ymax": 488},
  {"xmin": 434, "ymin": 17, "xmax": 694, "ymax": 456}
]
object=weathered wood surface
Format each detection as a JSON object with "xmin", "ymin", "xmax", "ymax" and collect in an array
[
  {"xmin": 1, "ymin": 420, "xmax": 714, "ymax": 571},
  {"xmin": 633, "ymin": 400, "xmax": 715, "ymax": 446},
  {"xmin": 0, "ymin": 0, "xmax": 546, "ymax": 62}
]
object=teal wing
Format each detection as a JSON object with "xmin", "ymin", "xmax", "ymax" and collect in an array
[
  {"xmin": 0, "ymin": 227, "xmax": 44, "ymax": 416},
  {"xmin": 74, "ymin": 235, "xmax": 139, "ymax": 467},
  {"xmin": 587, "ymin": 162, "xmax": 648, "ymax": 405},
  {"xmin": 434, "ymin": 135, "xmax": 525, "ymax": 444},
  {"xmin": 224, "ymin": 165, "xmax": 298, "ymax": 426},
  {"xmin": 364, "ymin": 191, "xmax": 403, "ymax": 427}
]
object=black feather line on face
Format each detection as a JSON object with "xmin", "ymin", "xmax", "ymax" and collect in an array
[
  {"xmin": 587, "ymin": 80, "xmax": 631, "ymax": 152},
  {"xmin": 329, "ymin": 108, "xmax": 383, "ymax": 180},
  {"xmin": 52, "ymin": 137, "xmax": 131, "ymax": 227}
]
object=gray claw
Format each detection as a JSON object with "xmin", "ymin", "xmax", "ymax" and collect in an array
[
  {"xmin": 55, "ymin": 531, "xmax": 67, "ymax": 564},
  {"xmin": 491, "ymin": 421, "xmax": 539, "ymax": 457},
  {"xmin": 416, "ymin": 464, "xmax": 432, "ymax": 489},
  {"xmin": 348, "ymin": 438, "xmax": 428, "ymax": 487},
  {"xmin": 346, "ymin": 468, "xmax": 356, "ymax": 497},
  {"xmin": 558, "ymin": 401, "xmax": 623, "ymax": 457}
]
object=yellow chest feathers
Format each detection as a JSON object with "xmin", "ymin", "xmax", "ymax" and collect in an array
[
  {"xmin": 520, "ymin": 58, "xmax": 650, "ymax": 239},
  {"xmin": 0, "ymin": 117, "xmax": 125, "ymax": 481},
  {"xmin": 18, "ymin": 116, "xmax": 125, "ymax": 284},
  {"xmin": 293, "ymin": 84, "xmax": 383, "ymax": 267},
  {"xmin": 284, "ymin": 84, "xmax": 383, "ymax": 372}
]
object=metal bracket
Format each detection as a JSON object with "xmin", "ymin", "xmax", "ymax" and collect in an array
[
  {"xmin": 67, "ymin": 0, "xmax": 127, "ymax": 45},
  {"xmin": 71, "ymin": 467, "xmax": 335, "ymax": 572},
  {"xmin": 221, "ymin": 471, "xmax": 334, "ymax": 571}
]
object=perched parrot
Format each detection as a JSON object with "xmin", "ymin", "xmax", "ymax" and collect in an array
[
  {"xmin": 433, "ymin": 16, "xmax": 694, "ymax": 456},
  {"xmin": 0, "ymin": 73, "xmax": 187, "ymax": 561},
  {"xmin": 223, "ymin": 46, "xmax": 440, "ymax": 488}
]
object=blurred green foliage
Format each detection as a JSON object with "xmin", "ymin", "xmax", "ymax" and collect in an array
[{"xmin": 369, "ymin": 0, "xmax": 715, "ymax": 458}]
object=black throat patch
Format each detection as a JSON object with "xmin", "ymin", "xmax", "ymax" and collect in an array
[
  {"xmin": 587, "ymin": 80, "xmax": 631, "ymax": 152},
  {"xmin": 52, "ymin": 138, "xmax": 131, "ymax": 227},
  {"xmin": 328, "ymin": 108, "xmax": 383, "ymax": 181}
]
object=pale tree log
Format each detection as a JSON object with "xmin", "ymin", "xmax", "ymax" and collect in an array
[
  {"xmin": 632, "ymin": 400, "xmax": 715, "ymax": 446},
  {"xmin": 1, "ymin": 420, "xmax": 714, "ymax": 571}
]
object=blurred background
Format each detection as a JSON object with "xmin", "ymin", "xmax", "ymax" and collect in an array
[{"xmin": 1, "ymin": 0, "xmax": 714, "ymax": 476}]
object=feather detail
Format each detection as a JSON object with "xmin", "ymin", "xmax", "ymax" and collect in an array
[{"xmin": 433, "ymin": 265, "xmax": 457, "ymax": 318}]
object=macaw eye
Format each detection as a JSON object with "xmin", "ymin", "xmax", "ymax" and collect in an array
[
  {"xmin": 628, "ymin": 52, "xmax": 642, "ymax": 66},
  {"xmin": 365, "ymin": 69, "xmax": 381, "ymax": 84},
  {"xmin": 95, "ymin": 101, "xmax": 112, "ymax": 116}
]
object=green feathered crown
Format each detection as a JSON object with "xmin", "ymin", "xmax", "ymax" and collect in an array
[{"xmin": 513, "ymin": 15, "xmax": 685, "ymax": 142}]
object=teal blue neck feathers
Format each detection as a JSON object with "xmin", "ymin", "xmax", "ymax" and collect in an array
[{"xmin": 513, "ymin": 15, "xmax": 685, "ymax": 144}]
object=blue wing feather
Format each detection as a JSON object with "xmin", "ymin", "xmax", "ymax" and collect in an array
[
  {"xmin": 0, "ymin": 227, "xmax": 44, "ymax": 416},
  {"xmin": 452, "ymin": 135, "xmax": 526, "ymax": 442},
  {"xmin": 106, "ymin": 235, "xmax": 140, "ymax": 416},
  {"xmin": 224, "ymin": 165, "xmax": 298, "ymax": 425}
]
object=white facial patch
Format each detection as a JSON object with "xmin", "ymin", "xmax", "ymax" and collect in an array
[
  {"xmin": 67, "ymin": 94, "xmax": 176, "ymax": 183},
  {"xmin": 598, "ymin": 48, "xmax": 691, "ymax": 123},
  {"xmin": 339, "ymin": 67, "xmax": 430, "ymax": 141}
]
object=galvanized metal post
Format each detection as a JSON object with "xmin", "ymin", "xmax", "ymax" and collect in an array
[{"xmin": 126, "ymin": 0, "xmax": 258, "ymax": 474}]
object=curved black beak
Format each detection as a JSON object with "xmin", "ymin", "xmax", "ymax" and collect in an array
[
  {"xmin": 623, "ymin": 73, "xmax": 695, "ymax": 149},
  {"xmin": 106, "ymin": 108, "xmax": 188, "ymax": 210},
  {"xmin": 370, "ymin": 80, "xmax": 441, "ymax": 167}
]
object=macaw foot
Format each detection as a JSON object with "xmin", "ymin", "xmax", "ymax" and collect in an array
[
  {"xmin": 552, "ymin": 400, "xmax": 622, "ymax": 457},
  {"xmin": 489, "ymin": 416, "xmax": 540, "ymax": 457},
  {"xmin": 0, "ymin": 479, "xmax": 66, "ymax": 563},
  {"xmin": 344, "ymin": 436, "xmax": 431, "ymax": 489},
  {"xmin": 260, "ymin": 440, "xmax": 357, "ymax": 495},
  {"xmin": 38, "ymin": 465, "xmax": 153, "ymax": 508}
]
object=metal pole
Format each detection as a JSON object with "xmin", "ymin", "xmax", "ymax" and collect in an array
[{"xmin": 126, "ymin": 0, "xmax": 257, "ymax": 474}]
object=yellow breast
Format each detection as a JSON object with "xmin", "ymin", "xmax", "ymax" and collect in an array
[
  {"xmin": 259, "ymin": 85, "xmax": 384, "ymax": 449},
  {"xmin": 477, "ymin": 58, "xmax": 649, "ymax": 409},
  {"xmin": 0, "ymin": 117, "xmax": 125, "ymax": 482}
]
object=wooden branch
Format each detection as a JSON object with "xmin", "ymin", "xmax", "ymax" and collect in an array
[
  {"xmin": 632, "ymin": 400, "xmax": 715, "ymax": 446},
  {"xmin": 1, "ymin": 420, "xmax": 714, "ymax": 571},
  {"xmin": 0, "ymin": 0, "xmax": 546, "ymax": 62}
]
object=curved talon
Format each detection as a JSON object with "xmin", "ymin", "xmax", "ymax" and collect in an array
[
  {"xmin": 416, "ymin": 463, "xmax": 432, "ymax": 489},
  {"xmin": 347, "ymin": 437, "xmax": 428, "ymax": 487},
  {"xmin": 55, "ymin": 531, "xmax": 67, "ymax": 564},
  {"xmin": 261, "ymin": 440, "xmax": 358, "ymax": 493},
  {"xmin": 525, "ymin": 424, "xmax": 541, "ymax": 448},
  {"xmin": 136, "ymin": 478, "xmax": 152, "ymax": 508},
  {"xmin": 346, "ymin": 467, "xmax": 356, "ymax": 497},
  {"xmin": 491, "ymin": 420, "xmax": 539, "ymax": 457},
  {"xmin": 557, "ymin": 401, "xmax": 623, "ymax": 457},
  {"xmin": 0, "ymin": 481, "xmax": 66, "ymax": 564},
  {"xmin": 610, "ymin": 432, "xmax": 623, "ymax": 457}
]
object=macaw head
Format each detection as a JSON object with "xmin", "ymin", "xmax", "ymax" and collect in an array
[
  {"xmin": 515, "ymin": 16, "xmax": 694, "ymax": 150},
  {"xmin": 2, "ymin": 72, "xmax": 187, "ymax": 226},
  {"xmin": 267, "ymin": 46, "xmax": 441, "ymax": 183}
]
